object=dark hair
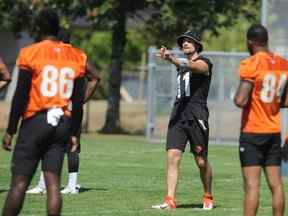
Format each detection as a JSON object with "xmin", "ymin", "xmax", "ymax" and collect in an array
[
  {"xmin": 34, "ymin": 8, "xmax": 60, "ymax": 37},
  {"xmin": 58, "ymin": 28, "xmax": 71, "ymax": 43},
  {"xmin": 247, "ymin": 24, "xmax": 268, "ymax": 45}
]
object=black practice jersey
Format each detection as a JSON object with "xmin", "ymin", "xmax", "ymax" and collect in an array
[{"xmin": 170, "ymin": 55, "xmax": 213, "ymax": 122}]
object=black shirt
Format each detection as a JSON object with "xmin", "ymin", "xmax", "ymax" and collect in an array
[{"xmin": 169, "ymin": 55, "xmax": 213, "ymax": 122}]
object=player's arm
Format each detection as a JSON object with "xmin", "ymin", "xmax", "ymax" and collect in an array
[
  {"xmin": 234, "ymin": 80, "xmax": 253, "ymax": 108},
  {"xmin": 83, "ymin": 61, "xmax": 101, "ymax": 104},
  {"xmin": 280, "ymin": 81, "xmax": 288, "ymax": 107},
  {"xmin": 157, "ymin": 46, "xmax": 209, "ymax": 74},
  {"xmin": 2, "ymin": 69, "xmax": 32, "ymax": 151},
  {"xmin": 0, "ymin": 58, "xmax": 11, "ymax": 89},
  {"xmin": 70, "ymin": 76, "xmax": 85, "ymax": 152}
]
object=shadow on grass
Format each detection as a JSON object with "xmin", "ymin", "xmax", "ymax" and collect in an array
[
  {"xmin": 79, "ymin": 187, "xmax": 108, "ymax": 193},
  {"xmin": 177, "ymin": 203, "xmax": 218, "ymax": 209},
  {"xmin": 0, "ymin": 189, "xmax": 8, "ymax": 194}
]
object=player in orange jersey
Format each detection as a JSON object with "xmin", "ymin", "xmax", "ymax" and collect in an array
[
  {"xmin": 234, "ymin": 24, "xmax": 287, "ymax": 216},
  {"xmin": 26, "ymin": 28, "xmax": 100, "ymax": 195},
  {"xmin": 0, "ymin": 57, "xmax": 11, "ymax": 89},
  {"xmin": 1, "ymin": 8, "xmax": 87, "ymax": 216}
]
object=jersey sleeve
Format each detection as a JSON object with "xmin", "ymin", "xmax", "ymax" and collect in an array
[
  {"xmin": 79, "ymin": 53, "xmax": 87, "ymax": 77},
  {"xmin": 75, "ymin": 49, "xmax": 87, "ymax": 78},
  {"xmin": 239, "ymin": 56, "xmax": 259, "ymax": 83},
  {"xmin": 16, "ymin": 48, "xmax": 33, "ymax": 72},
  {"xmin": 198, "ymin": 56, "xmax": 213, "ymax": 70}
]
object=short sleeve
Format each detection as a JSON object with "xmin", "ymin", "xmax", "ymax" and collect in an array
[
  {"xmin": 239, "ymin": 56, "xmax": 259, "ymax": 83},
  {"xmin": 16, "ymin": 49, "xmax": 33, "ymax": 71},
  {"xmin": 196, "ymin": 56, "xmax": 213, "ymax": 75},
  {"xmin": 199, "ymin": 56, "xmax": 213, "ymax": 70},
  {"xmin": 79, "ymin": 52, "xmax": 87, "ymax": 77}
]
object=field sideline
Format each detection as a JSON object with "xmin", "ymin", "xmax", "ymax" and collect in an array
[{"xmin": 0, "ymin": 134, "xmax": 287, "ymax": 216}]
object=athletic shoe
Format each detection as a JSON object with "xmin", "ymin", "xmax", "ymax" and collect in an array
[
  {"xmin": 152, "ymin": 196, "xmax": 177, "ymax": 209},
  {"xmin": 61, "ymin": 185, "xmax": 79, "ymax": 194},
  {"xmin": 26, "ymin": 185, "xmax": 46, "ymax": 194},
  {"xmin": 76, "ymin": 184, "xmax": 81, "ymax": 190},
  {"xmin": 203, "ymin": 193, "xmax": 214, "ymax": 210}
]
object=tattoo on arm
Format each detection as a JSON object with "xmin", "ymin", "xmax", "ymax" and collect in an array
[{"xmin": 234, "ymin": 80, "xmax": 253, "ymax": 108}]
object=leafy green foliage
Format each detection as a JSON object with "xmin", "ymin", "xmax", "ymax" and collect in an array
[
  {"xmin": 203, "ymin": 1, "xmax": 261, "ymax": 52},
  {"xmin": 145, "ymin": 0, "xmax": 259, "ymax": 47},
  {"xmin": 0, "ymin": 0, "xmax": 260, "ymax": 132}
]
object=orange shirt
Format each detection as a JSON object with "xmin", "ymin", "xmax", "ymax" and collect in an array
[
  {"xmin": 16, "ymin": 39, "xmax": 87, "ymax": 118},
  {"xmin": 240, "ymin": 52, "xmax": 288, "ymax": 133}
]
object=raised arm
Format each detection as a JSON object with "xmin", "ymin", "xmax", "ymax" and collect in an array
[{"xmin": 157, "ymin": 46, "xmax": 209, "ymax": 74}]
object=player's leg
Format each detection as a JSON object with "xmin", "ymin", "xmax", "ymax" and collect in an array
[
  {"xmin": 263, "ymin": 134, "xmax": 284, "ymax": 216},
  {"xmin": 242, "ymin": 166, "xmax": 262, "ymax": 216},
  {"xmin": 264, "ymin": 166, "xmax": 285, "ymax": 216},
  {"xmin": 152, "ymin": 120, "xmax": 187, "ymax": 209},
  {"xmin": 44, "ymin": 171, "xmax": 62, "ymax": 216},
  {"xmin": 26, "ymin": 171, "xmax": 46, "ymax": 194},
  {"xmin": 2, "ymin": 174, "xmax": 32, "ymax": 216},
  {"xmin": 188, "ymin": 119, "xmax": 213, "ymax": 209},
  {"xmin": 2, "ymin": 115, "xmax": 43, "ymax": 215},
  {"xmin": 194, "ymin": 155, "xmax": 213, "ymax": 206},
  {"xmin": 61, "ymin": 130, "xmax": 81, "ymax": 194},
  {"xmin": 42, "ymin": 115, "xmax": 69, "ymax": 215},
  {"xmin": 61, "ymin": 150, "xmax": 80, "ymax": 194},
  {"xmin": 239, "ymin": 133, "xmax": 267, "ymax": 216},
  {"xmin": 166, "ymin": 149, "xmax": 182, "ymax": 200}
]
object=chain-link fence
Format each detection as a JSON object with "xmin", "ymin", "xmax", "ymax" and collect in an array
[
  {"xmin": 146, "ymin": 47, "xmax": 288, "ymax": 144},
  {"xmin": 263, "ymin": 0, "xmax": 288, "ymax": 54}
]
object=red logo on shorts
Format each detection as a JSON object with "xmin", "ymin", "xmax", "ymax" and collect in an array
[{"xmin": 194, "ymin": 146, "xmax": 203, "ymax": 153}]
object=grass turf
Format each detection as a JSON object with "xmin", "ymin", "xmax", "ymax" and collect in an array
[{"xmin": 0, "ymin": 134, "xmax": 287, "ymax": 216}]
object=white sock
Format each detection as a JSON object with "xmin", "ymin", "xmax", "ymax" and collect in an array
[
  {"xmin": 68, "ymin": 172, "xmax": 78, "ymax": 189},
  {"xmin": 38, "ymin": 172, "xmax": 46, "ymax": 189}
]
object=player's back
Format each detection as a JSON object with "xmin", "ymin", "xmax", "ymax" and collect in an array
[
  {"xmin": 240, "ymin": 52, "xmax": 288, "ymax": 133},
  {"xmin": 17, "ymin": 39, "xmax": 87, "ymax": 118}
]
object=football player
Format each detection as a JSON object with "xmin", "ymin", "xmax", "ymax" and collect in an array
[
  {"xmin": 2, "ymin": 8, "xmax": 87, "ymax": 216},
  {"xmin": 26, "ymin": 28, "xmax": 100, "ymax": 195},
  {"xmin": 234, "ymin": 24, "xmax": 287, "ymax": 216},
  {"xmin": 152, "ymin": 30, "xmax": 214, "ymax": 210}
]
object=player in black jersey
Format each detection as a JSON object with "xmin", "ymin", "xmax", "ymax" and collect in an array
[{"xmin": 152, "ymin": 30, "xmax": 214, "ymax": 210}]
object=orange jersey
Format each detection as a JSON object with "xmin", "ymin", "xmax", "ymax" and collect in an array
[
  {"xmin": 239, "ymin": 52, "xmax": 288, "ymax": 133},
  {"xmin": 16, "ymin": 39, "xmax": 87, "ymax": 118}
]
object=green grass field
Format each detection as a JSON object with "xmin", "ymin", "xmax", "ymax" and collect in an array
[{"xmin": 0, "ymin": 134, "xmax": 287, "ymax": 216}]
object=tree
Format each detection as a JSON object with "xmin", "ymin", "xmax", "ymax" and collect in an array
[
  {"xmin": 144, "ymin": 0, "xmax": 259, "ymax": 46},
  {"xmin": 0, "ymin": 0, "xmax": 163, "ymax": 133},
  {"xmin": 0, "ymin": 0, "xmax": 259, "ymax": 133}
]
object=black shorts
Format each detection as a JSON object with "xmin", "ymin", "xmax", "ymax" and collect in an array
[
  {"xmin": 239, "ymin": 132, "xmax": 282, "ymax": 167},
  {"xmin": 12, "ymin": 112, "xmax": 71, "ymax": 176},
  {"xmin": 166, "ymin": 119, "xmax": 209, "ymax": 157}
]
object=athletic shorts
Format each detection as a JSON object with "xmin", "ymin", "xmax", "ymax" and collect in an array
[
  {"xmin": 239, "ymin": 132, "xmax": 282, "ymax": 167},
  {"xmin": 166, "ymin": 119, "xmax": 209, "ymax": 157},
  {"xmin": 11, "ymin": 112, "xmax": 71, "ymax": 176}
]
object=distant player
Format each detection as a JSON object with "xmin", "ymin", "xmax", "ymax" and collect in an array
[
  {"xmin": 1, "ymin": 8, "xmax": 86, "ymax": 216},
  {"xmin": 0, "ymin": 57, "xmax": 11, "ymax": 89},
  {"xmin": 152, "ymin": 30, "xmax": 214, "ymax": 210},
  {"xmin": 234, "ymin": 24, "xmax": 287, "ymax": 216},
  {"xmin": 26, "ymin": 28, "xmax": 100, "ymax": 194}
]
